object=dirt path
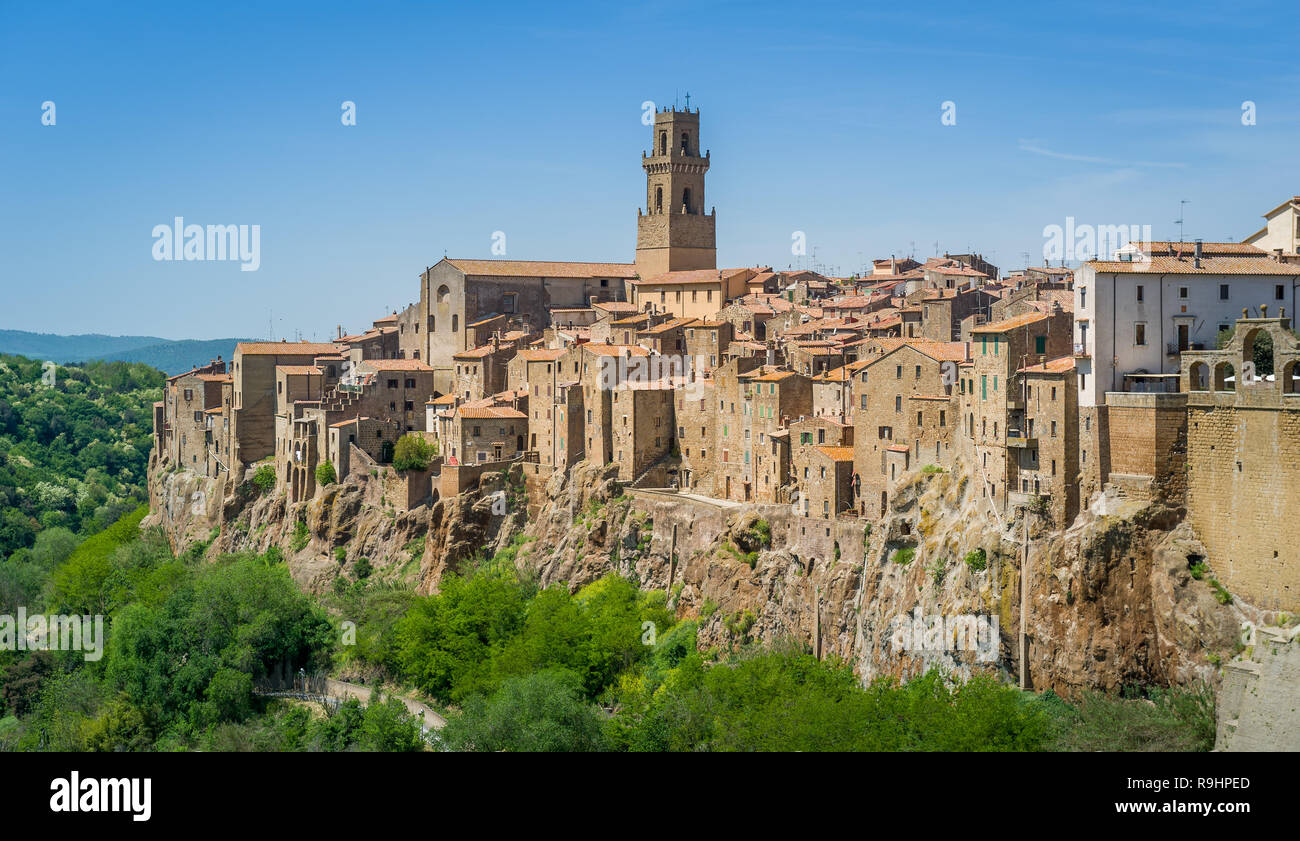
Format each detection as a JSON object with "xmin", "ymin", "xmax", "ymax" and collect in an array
[{"xmin": 323, "ymin": 679, "xmax": 448, "ymax": 731}]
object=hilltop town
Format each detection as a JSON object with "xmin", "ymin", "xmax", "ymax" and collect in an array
[{"xmin": 149, "ymin": 106, "xmax": 1300, "ymax": 742}]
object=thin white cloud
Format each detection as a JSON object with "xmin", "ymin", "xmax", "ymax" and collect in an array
[{"xmin": 1017, "ymin": 139, "xmax": 1185, "ymax": 168}]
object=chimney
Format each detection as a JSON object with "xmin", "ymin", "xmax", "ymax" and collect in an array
[{"xmin": 1194, "ymin": 238, "xmax": 1203, "ymax": 269}]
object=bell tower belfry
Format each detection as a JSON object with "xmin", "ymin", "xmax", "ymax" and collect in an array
[{"xmin": 635, "ymin": 103, "xmax": 717, "ymax": 278}]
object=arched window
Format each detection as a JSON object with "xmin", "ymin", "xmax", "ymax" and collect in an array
[
  {"xmin": 1284, "ymin": 360, "xmax": 1300, "ymax": 394},
  {"xmin": 1188, "ymin": 361, "xmax": 1209, "ymax": 391},
  {"xmin": 682, "ymin": 188, "xmax": 691, "ymax": 213},
  {"xmin": 659, "ymin": 132, "xmax": 667, "ymax": 155},
  {"xmin": 1213, "ymin": 361, "xmax": 1235, "ymax": 391},
  {"xmin": 655, "ymin": 187, "xmax": 662, "ymax": 213},
  {"xmin": 1243, "ymin": 328, "xmax": 1274, "ymax": 378},
  {"xmin": 680, "ymin": 131, "xmax": 689, "ymax": 154}
]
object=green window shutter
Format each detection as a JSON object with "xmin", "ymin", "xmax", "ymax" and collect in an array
[
  {"xmin": 981, "ymin": 375, "xmax": 987, "ymax": 399},
  {"xmin": 1035, "ymin": 335, "xmax": 1046, "ymax": 354}
]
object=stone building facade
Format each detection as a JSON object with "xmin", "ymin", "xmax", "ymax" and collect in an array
[{"xmin": 1183, "ymin": 314, "xmax": 1300, "ymax": 610}]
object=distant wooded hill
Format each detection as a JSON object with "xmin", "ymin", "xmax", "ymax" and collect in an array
[{"xmin": 0, "ymin": 330, "xmax": 252, "ymax": 375}]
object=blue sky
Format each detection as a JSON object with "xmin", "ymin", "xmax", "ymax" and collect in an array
[{"xmin": 1, "ymin": 0, "xmax": 1297, "ymax": 340}]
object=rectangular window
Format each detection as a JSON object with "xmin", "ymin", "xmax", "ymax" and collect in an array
[
  {"xmin": 1276, "ymin": 285, "xmax": 1285, "ymax": 301},
  {"xmin": 1220, "ymin": 284, "xmax": 1230, "ymax": 300},
  {"xmin": 1136, "ymin": 285, "xmax": 1144, "ymax": 302},
  {"xmin": 1134, "ymin": 323, "xmax": 1146, "ymax": 346},
  {"xmin": 1035, "ymin": 335, "xmax": 1046, "ymax": 355},
  {"xmin": 1179, "ymin": 287, "xmax": 1188, "ymax": 299}
]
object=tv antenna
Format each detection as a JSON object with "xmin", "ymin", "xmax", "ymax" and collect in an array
[{"xmin": 1175, "ymin": 200, "xmax": 1190, "ymax": 242}]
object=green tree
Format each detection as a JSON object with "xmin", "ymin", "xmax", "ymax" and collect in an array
[
  {"xmin": 442, "ymin": 669, "xmax": 609, "ymax": 752},
  {"xmin": 314, "ymin": 461, "xmax": 337, "ymax": 486},
  {"xmin": 392, "ymin": 434, "xmax": 434, "ymax": 472}
]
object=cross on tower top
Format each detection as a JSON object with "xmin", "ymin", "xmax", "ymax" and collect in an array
[{"xmin": 684, "ymin": 92, "xmax": 691, "ymax": 110}]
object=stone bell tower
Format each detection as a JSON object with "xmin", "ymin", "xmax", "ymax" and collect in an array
[{"xmin": 634, "ymin": 102, "xmax": 717, "ymax": 278}]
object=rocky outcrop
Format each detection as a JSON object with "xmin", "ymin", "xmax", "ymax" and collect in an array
[
  {"xmin": 147, "ymin": 450, "xmax": 1242, "ymax": 697},
  {"xmin": 514, "ymin": 461, "xmax": 1241, "ymax": 697},
  {"xmin": 145, "ymin": 455, "xmax": 524, "ymax": 596}
]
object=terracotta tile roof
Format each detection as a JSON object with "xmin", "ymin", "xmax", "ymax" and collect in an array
[
  {"xmin": 429, "ymin": 394, "xmax": 458, "ymax": 405},
  {"xmin": 824, "ymin": 296, "xmax": 876, "ymax": 308},
  {"xmin": 886, "ymin": 445, "xmax": 911, "ymax": 454},
  {"xmin": 750, "ymin": 370, "xmax": 801, "ymax": 382},
  {"xmin": 928, "ymin": 265, "xmax": 988, "ymax": 277},
  {"xmin": 1084, "ymin": 255, "xmax": 1298, "ymax": 275},
  {"xmin": 630, "ymin": 267, "xmax": 751, "ymax": 286},
  {"xmin": 610, "ymin": 314, "xmax": 652, "ymax": 326},
  {"xmin": 373, "ymin": 313, "xmax": 398, "ymax": 324},
  {"xmin": 814, "ymin": 360, "xmax": 871, "ymax": 381},
  {"xmin": 1133, "ymin": 241, "xmax": 1266, "ymax": 256},
  {"xmin": 236, "ymin": 341, "xmax": 342, "ymax": 356},
  {"xmin": 454, "ymin": 344, "xmax": 507, "ymax": 359},
  {"xmin": 276, "ymin": 365, "xmax": 321, "ymax": 375},
  {"xmin": 518, "ymin": 348, "xmax": 568, "ymax": 361},
  {"xmin": 814, "ymin": 445, "xmax": 855, "ymax": 462},
  {"xmin": 972, "ymin": 312, "xmax": 1049, "ymax": 333},
  {"xmin": 640, "ymin": 317, "xmax": 698, "ymax": 335},
  {"xmin": 445, "ymin": 258, "xmax": 636, "ymax": 278},
  {"xmin": 1018, "ymin": 356, "xmax": 1077, "ymax": 374},
  {"xmin": 196, "ymin": 373, "xmax": 233, "ymax": 382},
  {"xmin": 867, "ymin": 340, "xmax": 968, "ymax": 366},
  {"xmin": 456, "ymin": 406, "xmax": 527, "ymax": 419}
]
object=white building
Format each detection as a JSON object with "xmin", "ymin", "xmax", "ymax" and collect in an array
[
  {"xmin": 1073, "ymin": 241, "xmax": 1300, "ymax": 407},
  {"xmin": 1244, "ymin": 196, "xmax": 1300, "ymax": 257}
]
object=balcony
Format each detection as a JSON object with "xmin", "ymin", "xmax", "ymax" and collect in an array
[
  {"xmin": 1005, "ymin": 430, "xmax": 1037, "ymax": 449},
  {"xmin": 1073, "ymin": 342, "xmax": 1090, "ymax": 358},
  {"xmin": 1165, "ymin": 341, "xmax": 1206, "ymax": 357},
  {"xmin": 1008, "ymin": 490, "xmax": 1049, "ymax": 508}
]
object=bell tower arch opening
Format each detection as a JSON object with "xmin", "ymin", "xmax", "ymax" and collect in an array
[{"xmin": 635, "ymin": 99, "xmax": 716, "ymax": 278}]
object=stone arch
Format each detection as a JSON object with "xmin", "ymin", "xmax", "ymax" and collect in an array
[
  {"xmin": 1213, "ymin": 361, "xmax": 1236, "ymax": 391},
  {"xmin": 682, "ymin": 187, "xmax": 691, "ymax": 213},
  {"xmin": 1188, "ymin": 361, "xmax": 1208, "ymax": 391},
  {"xmin": 655, "ymin": 186, "xmax": 662, "ymax": 213},
  {"xmin": 659, "ymin": 131, "xmax": 667, "ymax": 155},
  {"xmin": 1243, "ymin": 327, "xmax": 1275, "ymax": 377},
  {"xmin": 1284, "ymin": 359, "xmax": 1300, "ymax": 394},
  {"xmin": 435, "ymin": 284, "xmax": 451, "ymax": 330},
  {"xmin": 680, "ymin": 131, "xmax": 689, "ymax": 154}
]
